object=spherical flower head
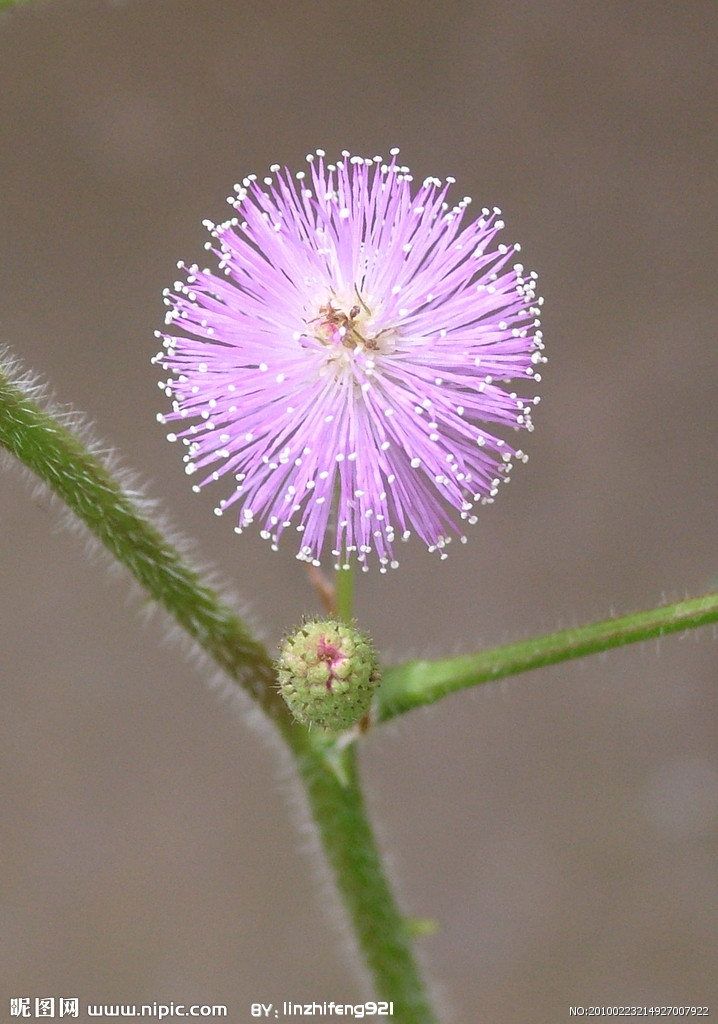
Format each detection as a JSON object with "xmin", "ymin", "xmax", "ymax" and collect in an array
[
  {"xmin": 276, "ymin": 618, "xmax": 381, "ymax": 730},
  {"xmin": 154, "ymin": 149, "xmax": 544, "ymax": 571}
]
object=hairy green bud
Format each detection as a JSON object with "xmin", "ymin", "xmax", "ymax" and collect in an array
[{"xmin": 276, "ymin": 618, "xmax": 381, "ymax": 730}]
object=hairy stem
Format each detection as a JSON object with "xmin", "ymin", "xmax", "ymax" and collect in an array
[
  {"xmin": 0, "ymin": 358, "xmax": 290, "ymax": 726},
  {"xmin": 376, "ymin": 592, "xmax": 718, "ymax": 722},
  {"xmin": 290, "ymin": 732, "xmax": 439, "ymax": 1023}
]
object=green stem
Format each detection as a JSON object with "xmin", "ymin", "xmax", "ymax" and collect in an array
[
  {"xmin": 332, "ymin": 489, "xmax": 354, "ymax": 622},
  {"xmin": 0, "ymin": 357, "xmax": 291, "ymax": 728},
  {"xmin": 335, "ymin": 560, "xmax": 354, "ymax": 622},
  {"xmin": 289, "ymin": 732, "xmax": 439, "ymax": 1023},
  {"xmin": 376, "ymin": 591, "xmax": 718, "ymax": 722}
]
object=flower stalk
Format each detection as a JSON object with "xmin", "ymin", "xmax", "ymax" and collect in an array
[{"xmin": 334, "ymin": 561, "xmax": 355, "ymax": 623}]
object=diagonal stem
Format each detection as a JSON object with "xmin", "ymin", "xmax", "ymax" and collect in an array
[
  {"xmin": 0, "ymin": 356, "xmax": 290, "ymax": 726},
  {"xmin": 376, "ymin": 591, "xmax": 718, "ymax": 722}
]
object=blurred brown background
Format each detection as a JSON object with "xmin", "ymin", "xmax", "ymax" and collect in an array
[{"xmin": 1, "ymin": 1, "xmax": 717, "ymax": 1020}]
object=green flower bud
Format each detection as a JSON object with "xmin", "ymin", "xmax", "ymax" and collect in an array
[{"xmin": 276, "ymin": 618, "xmax": 381, "ymax": 730}]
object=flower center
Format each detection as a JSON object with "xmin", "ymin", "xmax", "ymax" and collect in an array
[
  {"xmin": 314, "ymin": 298, "xmax": 379, "ymax": 351},
  {"xmin": 306, "ymin": 290, "xmax": 397, "ymax": 382}
]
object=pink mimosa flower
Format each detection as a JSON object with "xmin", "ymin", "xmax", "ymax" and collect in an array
[{"xmin": 154, "ymin": 149, "xmax": 544, "ymax": 571}]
